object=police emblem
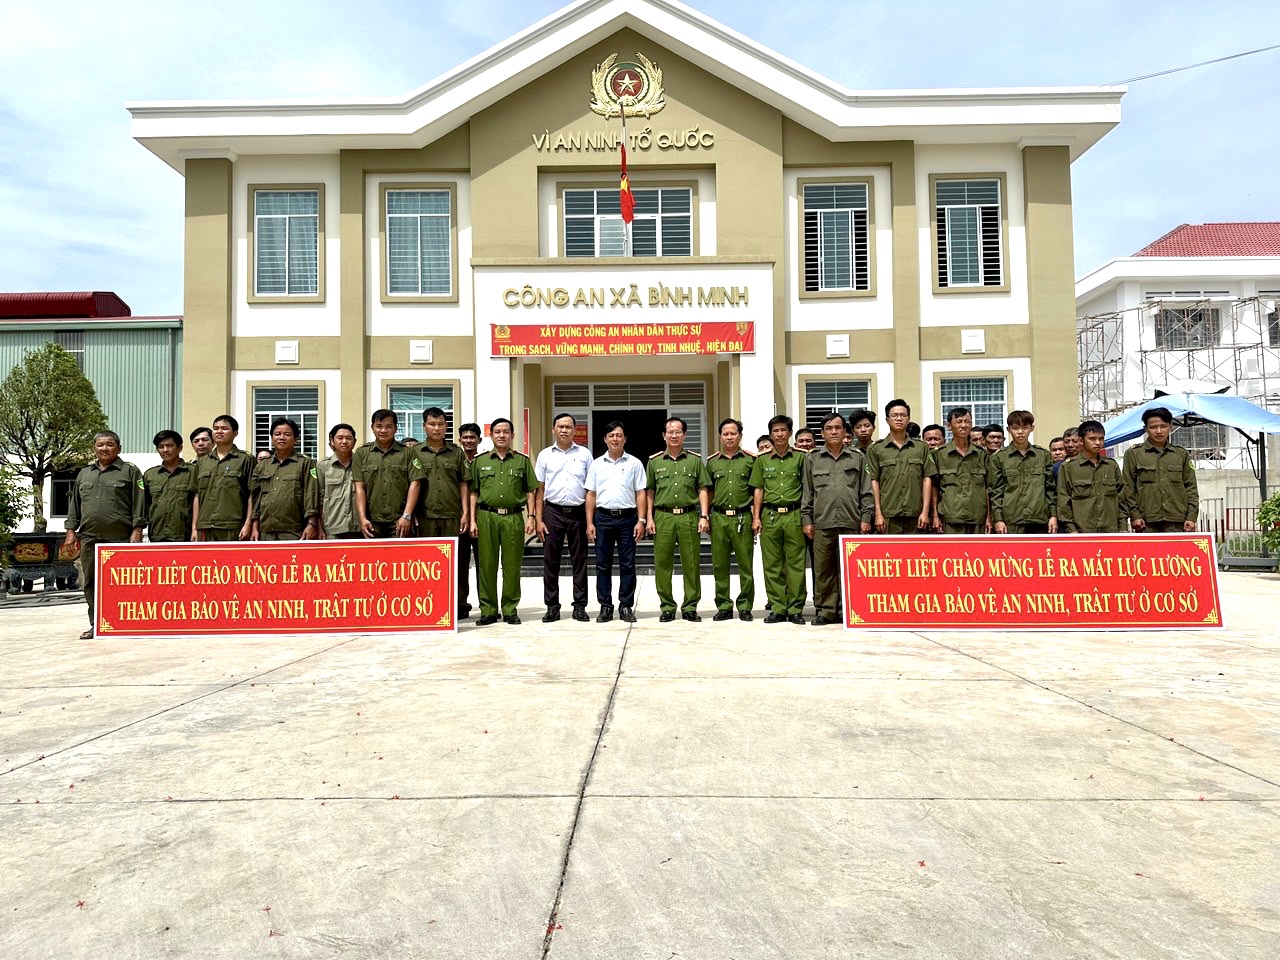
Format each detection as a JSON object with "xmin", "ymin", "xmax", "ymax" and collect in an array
[
  {"xmin": 590, "ymin": 52, "xmax": 666, "ymax": 119},
  {"xmin": 494, "ymin": 324, "xmax": 512, "ymax": 340}
]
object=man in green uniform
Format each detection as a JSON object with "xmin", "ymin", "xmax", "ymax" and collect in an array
[
  {"xmin": 63, "ymin": 430, "xmax": 146, "ymax": 639},
  {"xmin": 415, "ymin": 405, "xmax": 470, "ymax": 540},
  {"xmin": 188, "ymin": 426, "xmax": 213, "ymax": 462},
  {"xmin": 317, "ymin": 423, "xmax": 359, "ymax": 539},
  {"xmin": 646, "ymin": 416, "xmax": 710, "ymax": 622},
  {"xmin": 193, "ymin": 414, "xmax": 254, "ymax": 541},
  {"xmin": 250, "ymin": 417, "xmax": 320, "ymax": 541},
  {"xmin": 468, "ymin": 417, "xmax": 537, "ymax": 625},
  {"xmin": 144, "ymin": 430, "xmax": 194, "ymax": 542},
  {"xmin": 354, "ymin": 409, "xmax": 424, "ymax": 538},
  {"xmin": 802, "ymin": 412, "xmax": 873, "ymax": 625},
  {"xmin": 750, "ymin": 414, "xmax": 807, "ymax": 624},
  {"xmin": 704, "ymin": 417, "xmax": 755, "ymax": 622},
  {"xmin": 456, "ymin": 422, "xmax": 483, "ymax": 619},
  {"xmin": 866, "ymin": 399, "xmax": 934, "ymax": 535},
  {"xmin": 932, "ymin": 406, "xmax": 989, "ymax": 534},
  {"xmin": 989, "ymin": 410, "xmax": 1057, "ymax": 534},
  {"xmin": 1058, "ymin": 419, "xmax": 1126, "ymax": 533},
  {"xmin": 1122, "ymin": 406, "xmax": 1199, "ymax": 533}
]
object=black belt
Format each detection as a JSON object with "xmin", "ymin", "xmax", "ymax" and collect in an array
[
  {"xmin": 712, "ymin": 506, "xmax": 749, "ymax": 516},
  {"xmin": 595, "ymin": 507, "xmax": 636, "ymax": 518},
  {"xmin": 764, "ymin": 501, "xmax": 801, "ymax": 513},
  {"xmin": 477, "ymin": 504, "xmax": 520, "ymax": 515},
  {"xmin": 656, "ymin": 505, "xmax": 699, "ymax": 515},
  {"xmin": 544, "ymin": 501, "xmax": 585, "ymax": 511}
]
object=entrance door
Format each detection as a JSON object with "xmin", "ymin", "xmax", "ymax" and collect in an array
[{"xmin": 592, "ymin": 409, "xmax": 668, "ymax": 458}]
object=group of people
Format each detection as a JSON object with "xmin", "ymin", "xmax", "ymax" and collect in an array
[{"xmin": 62, "ymin": 398, "xmax": 1197, "ymax": 637}]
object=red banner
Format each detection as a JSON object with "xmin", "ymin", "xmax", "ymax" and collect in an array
[
  {"xmin": 491, "ymin": 321, "xmax": 754, "ymax": 358},
  {"xmin": 94, "ymin": 539, "xmax": 456, "ymax": 637},
  {"xmin": 840, "ymin": 534, "xmax": 1223, "ymax": 631}
]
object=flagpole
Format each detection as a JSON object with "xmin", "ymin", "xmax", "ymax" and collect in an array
[{"xmin": 620, "ymin": 105, "xmax": 631, "ymax": 258}]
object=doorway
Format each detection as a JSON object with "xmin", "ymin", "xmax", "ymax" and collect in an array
[{"xmin": 593, "ymin": 409, "xmax": 668, "ymax": 458}]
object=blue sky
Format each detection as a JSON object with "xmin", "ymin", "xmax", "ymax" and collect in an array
[{"xmin": 1, "ymin": 0, "xmax": 1277, "ymax": 315}]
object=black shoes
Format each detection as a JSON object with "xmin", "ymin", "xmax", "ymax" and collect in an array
[
  {"xmin": 619, "ymin": 606, "xmax": 636, "ymax": 622},
  {"xmin": 504, "ymin": 614, "xmax": 521, "ymax": 625},
  {"xmin": 681, "ymin": 611, "xmax": 702, "ymax": 622},
  {"xmin": 475, "ymin": 614, "xmax": 500, "ymax": 626},
  {"xmin": 764, "ymin": 612, "xmax": 786, "ymax": 624},
  {"xmin": 572, "ymin": 606, "xmax": 589, "ymax": 622},
  {"xmin": 542, "ymin": 606, "xmax": 561, "ymax": 623},
  {"xmin": 788, "ymin": 614, "xmax": 806, "ymax": 625},
  {"xmin": 812, "ymin": 615, "xmax": 840, "ymax": 626},
  {"xmin": 459, "ymin": 604, "xmax": 472, "ymax": 620},
  {"xmin": 658, "ymin": 611, "xmax": 675, "ymax": 623},
  {"xmin": 597, "ymin": 604, "xmax": 614, "ymax": 623},
  {"xmin": 739, "ymin": 610, "xmax": 753, "ymax": 621},
  {"xmin": 712, "ymin": 609, "xmax": 733, "ymax": 622}
]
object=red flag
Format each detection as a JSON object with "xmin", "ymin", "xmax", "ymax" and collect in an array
[{"xmin": 620, "ymin": 143, "xmax": 635, "ymax": 224}]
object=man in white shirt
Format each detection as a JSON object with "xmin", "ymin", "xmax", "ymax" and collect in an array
[
  {"xmin": 585, "ymin": 419, "xmax": 648, "ymax": 623},
  {"xmin": 535, "ymin": 413, "xmax": 594, "ymax": 622}
]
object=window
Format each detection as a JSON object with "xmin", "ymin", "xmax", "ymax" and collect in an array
[
  {"xmin": 50, "ymin": 468, "xmax": 79, "ymax": 517},
  {"xmin": 564, "ymin": 187, "xmax": 691, "ymax": 257},
  {"xmin": 53, "ymin": 331, "xmax": 84, "ymax": 371},
  {"xmin": 802, "ymin": 182, "xmax": 870, "ymax": 293},
  {"xmin": 252, "ymin": 188, "xmax": 320, "ymax": 298},
  {"xmin": 385, "ymin": 188, "xmax": 452, "ymax": 297},
  {"xmin": 940, "ymin": 377, "xmax": 1007, "ymax": 430},
  {"xmin": 803, "ymin": 380, "xmax": 871, "ymax": 433},
  {"xmin": 253, "ymin": 386, "xmax": 320, "ymax": 459},
  {"xmin": 1154, "ymin": 307, "xmax": 1221, "ymax": 350},
  {"xmin": 387, "ymin": 385, "xmax": 455, "ymax": 442},
  {"xmin": 1172, "ymin": 422, "xmax": 1228, "ymax": 460},
  {"xmin": 934, "ymin": 178, "xmax": 1003, "ymax": 289},
  {"xmin": 1268, "ymin": 310, "xmax": 1279, "ymax": 348}
]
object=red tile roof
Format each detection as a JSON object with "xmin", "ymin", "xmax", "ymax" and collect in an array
[{"xmin": 1134, "ymin": 223, "xmax": 1280, "ymax": 257}]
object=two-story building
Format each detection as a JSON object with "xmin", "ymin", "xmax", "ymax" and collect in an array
[{"xmin": 129, "ymin": 0, "xmax": 1122, "ymax": 455}]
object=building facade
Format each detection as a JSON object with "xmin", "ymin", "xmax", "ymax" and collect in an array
[{"xmin": 130, "ymin": 0, "xmax": 1121, "ymax": 455}]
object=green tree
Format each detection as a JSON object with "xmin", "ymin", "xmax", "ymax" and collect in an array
[
  {"xmin": 0, "ymin": 464, "xmax": 29, "ymax": 544},
  {"xmin": 0, "ymin": 342, "xmax": 107, "ymax": 532}
]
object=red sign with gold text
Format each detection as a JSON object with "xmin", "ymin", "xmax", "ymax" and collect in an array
[
  {"xmin": 840, "ymin": 534, "xmax": 1223, "ymax": 631},
  {"xmin": 491, "ymin": 320, "xmax": 755, "ymax": 358},
  {"xmin": 95, "ymin": 539, "xmax": 456, "ymax": 637}
]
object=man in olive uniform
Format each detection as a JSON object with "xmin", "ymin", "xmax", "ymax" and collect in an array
[
  {"xmin": 750, "ymin": 414, "xmax": 807, "ymax": 624},
  {"xmin": 64, "ymin": 430, "xmax": 146, "ymax": 639},
  {"xmin": 415, "ymin": 405, "xmax": 470, "ymax": 538},
  {"xmin": 1058, "ymin": 419, "xmax": 1125, "ymax": 533},
  {"xmin": 802, "ymin": 412, "xmax": 873, "ymax": 625},
  {"xmin": 250, "ymin": 417, "xmax": 320, "ymax": 540},
  {"xmin": 317, "ymin": 423, "xmax": 359, "ymax": 539},
  {"xmin": 1122, "ymin": 407, "xmax": 1199, "ymax": 532},
  {"xmin": 646, "ymin": 416, "xmax": 710, "ymax": 622},
  {"xmin": 469, "ymin": 417, "xmax": 537, "ymax": 625},
  {"xmin": 704, "ymin": 417, "xmax": 755, "ymax": 622},
  {"xmin": 456, "ymin": 422, "xmax": 483, "ymax": 618},
  {"xmin": 188, "ymin": 426, "xmax": 213, "ymax": 462},
  {"xmin": 193, "ymin": 414, "xmax": 254, "ymax": 541},
  {"xmin": 989, "ymin": 410, "xmax": 1058, "ymax": 534},
  {"xmin": 144, "ymin": 430, "xmax": 194, "ymax": 542},
  {"xmin": 932, "ymin": 406, "xmax": 989, "ymax": 534},
  {"xmin": 354, "ymin": 409, "xmax": 424, "ymax": 538},
  {"xmin": 866, "ymin": 399, "xmax": 934, "ymax": 535}
]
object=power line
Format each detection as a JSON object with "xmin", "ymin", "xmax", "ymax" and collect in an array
[{"xmin": 1113, "ymin": 42, "xmax": 1280, "ymax": 85}]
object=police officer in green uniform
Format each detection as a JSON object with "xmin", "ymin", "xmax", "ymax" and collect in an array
[
  {"xmin": 415, "ymin": 405, "xmax": 471, "ymax": 539},
  {"xmin": 932, "ymin": 406, "xmax": 989, "ymax": 534},
  {"xmin": 646, "ymin": 416, "xmax": 710, "ymax": 622},
  {"xmin": 1058, "ymin": 419, "xmax": 1126, "ymax": 533},
  {"xmin": 144, "ymin": 430, "xmax": 194, "ymax": 542},
  {"xmin": 353, "ymin": 409, "xmax": 424, "ymax": 538},
  {"xmin": 703, "ymin": 417, "xmax": 755, "ymax": 622},
  {"xmin": 989, "ymin": 410, "xmax": 1058, "ymax": 534},
  {"xmin": 1122, "ymin": 406, "xmax": 1199, "ymax": 533},
  {"xmin": 468, "ymin": 417, "xmax": 537, "ymax": 625},
  {"xmin": 802, "ymin": 413, "xmax": 873, "ymax": 625},
  {"xmin": 750, "ymin": 414, "xmax": 807, "ymax": 624},
  {"xmin": 64, "ymin": 430, "xmax": 146, "ymax": 639},
  {"xmin": 193, "ymin": 414, "xmax": 255, "ymax": 541},
  {"xmin": 866, "ymin": 399, "xmax": 935, "ymax": 535},
  {"xmin": 250, "ymin": 417, "xmax": 320, "ymax": 541}
]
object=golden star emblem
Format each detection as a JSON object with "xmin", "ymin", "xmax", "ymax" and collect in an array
[{"xmin": 615, "ymin": 71, "xmax": 639, "ymax": 95}]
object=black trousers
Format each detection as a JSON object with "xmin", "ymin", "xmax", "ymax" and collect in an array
[
  {"xmin": 594, "ymin": 510, "xmax": 638, "ymax": 608},
  {"xmin": 543, "ymin": 502, "xmax": 588, "ymax": 607},
  {"xmin": 458, "ymin": 530, "xmax": 476, "ymax": 610}
]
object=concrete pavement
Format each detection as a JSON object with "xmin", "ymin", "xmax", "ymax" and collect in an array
[{"xmin": 1, "ymin": 572, "xmax": 1278, "ymax": 958}]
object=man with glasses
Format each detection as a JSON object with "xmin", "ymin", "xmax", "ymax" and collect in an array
[{"xmin": 865, "ymin": 399, "xmax": 935, "ymax": 535}]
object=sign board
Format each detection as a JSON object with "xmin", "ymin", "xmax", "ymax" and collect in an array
[{"xmin": 491, "ymin": 320, "xmax": 754, "ymax": 358}]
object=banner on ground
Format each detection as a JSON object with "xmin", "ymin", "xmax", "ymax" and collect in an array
[
  {"xmin": 840, "ymin": 533, "xmax": 1223, "ymax": 631},
  {"xmin": 94, "ymin": 539, "xmax": 457, "ymax": 637},
  {"xmin": 490, "ymin": 320, "xmax": 754, "ymax": 357}
]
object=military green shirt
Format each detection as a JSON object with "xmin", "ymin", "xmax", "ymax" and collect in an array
[
  {"xmin": 1057, "ymin": 454, "xmax": 1125, "ymax": 533},
  {"xmin": 66, "ymin": 458, "xmax": 146, "ymax": 540},
  {"xmin": 933, "ymin": 442, "xmax": 990, "ymax": 525},
  {"xmin": 647, "ymin": 450, "xmax": 710, "ymax": 509},
  {"xmin": 471, "ymin": 450, "xmax": 536, "ymax": 509},
  {"xmin": 353, "ymin": 441, "xmax": 427, "ymax": 524},
  {"xmin": 865, "ymin": 437, "xmax": 935, "ymax": 519},
  {"xmin": 144, "ymin": 461, "xmax": 195, "ymax": 542},
  {"xmin": 251, "ymin": 454, "xmax": 320, "ymax": 534},
  {"xmin": 1122, "ymin": 441, "xmax": 1198, "ymax": 524},
  {"xmin": 317, "ymin": 456, "xmax": 357, "ymax": 536},
  {"xmin": 988, "ymin": 444, "xmax": 1056, "ymax": 525},
  {"xmin": 416, "ymin": 441, "xmax": 471, "ymax": 519},
  {"xmin": 802, "ymin": 446, "xmax": 873, "ymax": 529},
  {"xmin": 195, "ymin": 447, "xmax": 255, "ymax": 531},
  {"xmin": 703, "ymin": 451, "xmax": 754, "ymax": 509},
  {"xmin": 748, "ymin": 448, "xmax": 804, "ymax": 506}
]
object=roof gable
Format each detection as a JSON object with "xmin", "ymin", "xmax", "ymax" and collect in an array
[{"xmin": 1134, "ymin": 223, "xmax": 1280, "ymax": 257}]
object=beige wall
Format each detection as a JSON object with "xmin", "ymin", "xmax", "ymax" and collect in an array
[{"xmin": 183, "ymin": 158, "xmax": 234, "ymax": 429}]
